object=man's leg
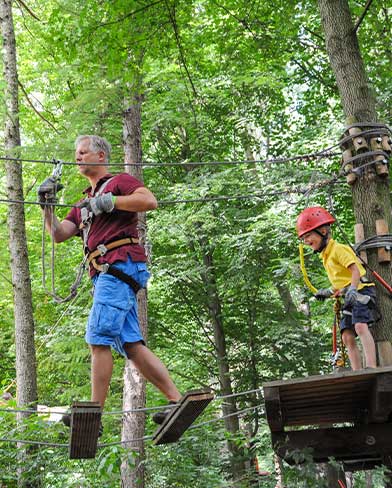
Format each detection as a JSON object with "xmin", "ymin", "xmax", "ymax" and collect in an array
[
  {"xmin": 90, "ymin": 344, "xmax": 114, "ymax": 407},
  {"xmin": 124, "ymin": 342, "xmax": 181, "ymax": 402},
  {"xmin": 342, "ymin": 329, "xmax": 362, "ymax": 370},
  {"xmin": 355, "ymin": 322, "xmax": 377, "ymax": 368}
]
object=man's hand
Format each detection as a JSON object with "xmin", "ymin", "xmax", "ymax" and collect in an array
[
  {"xmin": 78, "ymin": 193, "xmax": 115, "ymax": 216},
  {"xmin": 314, "ymin": 288, "xmax": 334, "ymax": 300},
  {"xmin": 37, "ymin": 176, "xmax": 64, "ymax": 208}
]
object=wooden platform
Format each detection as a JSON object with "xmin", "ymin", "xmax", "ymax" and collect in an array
[
  {"xmin": 263, "ymin": 366, "xmax": 392, "ymax": 471},
  {"xmin": 69, "ymin": 401, "xmax": 102, "ymax": 459},
  {"xmin": 152, "ymin": 389, "xmax": 213, "ymax": 445}
]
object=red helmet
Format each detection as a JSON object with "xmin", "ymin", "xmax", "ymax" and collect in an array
[{"xmin": 296, "ymin": 206, "xmax": 335, "ymax": 238}]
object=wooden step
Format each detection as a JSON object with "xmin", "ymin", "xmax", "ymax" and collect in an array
[
  {"xmin": 153, "ymin": 389, "xmax": 213, "ymax": 445},
  {"xmin": 69, "ymin": 401, "xmax": 102, "ymax": 459}
]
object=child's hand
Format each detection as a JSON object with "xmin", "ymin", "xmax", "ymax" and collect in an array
[{"xmin": 314, "ymin": 288, "xmax": 334, "ymax": 300}]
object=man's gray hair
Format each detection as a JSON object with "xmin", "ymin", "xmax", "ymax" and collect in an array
[{"xmin": 75, "ymin": 135, "xmax": 112, "ymax": 163}]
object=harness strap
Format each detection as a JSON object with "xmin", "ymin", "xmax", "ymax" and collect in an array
[
  {"xmin": 87, "ymin": 237, "xmax": 139, "ymax": 264},
  {"xmin": 90, "ymin": 258, "xmax": 141, "ymax": 294}
]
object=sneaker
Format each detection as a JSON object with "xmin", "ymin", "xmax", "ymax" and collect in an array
[
  {"xmin": 61, "ymin": 413, "xmax": 103, "ymax": 437},
  {"xmin": 152, "ymin": 401, "xmax": 177, "ymax": 425}
]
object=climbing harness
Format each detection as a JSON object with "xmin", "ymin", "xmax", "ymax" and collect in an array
[
  {"xmin": 41, "ymin": 160, "xmax": 87, "ymax": 303},
  {"xmin": 86, "ymin": 237, "xmax": 141, "ymax": 294},
  {"xmin": 332, "ymin": 299, "xmax": 346, "ymax": 369},
  {"xmin": 79, "ymin": 177, "xmax": 144, "ymax": 295}
]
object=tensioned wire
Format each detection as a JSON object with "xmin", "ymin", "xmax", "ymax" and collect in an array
[
  {"xmin": 0, "ymin": 402, "xmax": 265, "ymax": 448},
  {"xmin": 0, "ymin": 386, "xmax": 264, "ymax": 416}
]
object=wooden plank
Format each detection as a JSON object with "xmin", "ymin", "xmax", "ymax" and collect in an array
[
  {"xmin": 263, "ymin": 366, "xmax": 392, "ymax": 390},
  {"xmin": 69, "ymin": 401, "xmax": 102, "ymax": 459},
  {"xmin": 264, "ymin": 368, "xmax": 392, "ymax": 428},
  {"xmin": 271, "ymin": 423, "xmax": 392, "ymax": 466},
  {"xmin": 153, "ymin": 389, "xmax": 213, "ymax": 445}
]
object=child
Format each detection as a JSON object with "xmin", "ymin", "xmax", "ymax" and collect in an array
[{"xmin": 296, "ymin": 206, "xmax": 377, "ymax": 370}]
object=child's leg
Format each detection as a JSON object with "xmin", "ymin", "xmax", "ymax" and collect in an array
[
  {"xmin": 354, "ymin": 322, "xmax": 376, "ymax": 368},
  {"xmin": 341, "ymin": 329, "xmax": 362, "ymax": 370}
]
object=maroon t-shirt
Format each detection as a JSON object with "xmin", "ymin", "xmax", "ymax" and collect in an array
[{"xmin": 65, "ymin": 173, "xmax": 146, "ymax": 276}]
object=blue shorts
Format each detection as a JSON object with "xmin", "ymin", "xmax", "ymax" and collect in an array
[
  {"xmin": 340, "ymin": 286, "xmax": 376, "ymax": 335},
  {"xmin": 86, "ymin": 257, "xmax": 150, "ymax": 357}
]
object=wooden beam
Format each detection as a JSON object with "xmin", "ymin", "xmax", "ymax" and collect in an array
[
  {"xmin": 271, "ymin": 423, "xmax": 392, "ymax": 467},
  {"xmin": 264, "ymin": 386, "xmax": 283, "ymax": 432},
  {"xmin": 370, "ymin": 374, "xmax": 392, "ymax": 422}
]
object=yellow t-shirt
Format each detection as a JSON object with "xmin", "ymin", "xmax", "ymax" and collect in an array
[{"xmin": 320, "ymin": 238, "xmax": 372, "ymax": 291}]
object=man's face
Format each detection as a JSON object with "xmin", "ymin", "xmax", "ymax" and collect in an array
[
  {"xmin": 75, "ymin": 139, "xmax": 105, "ymax": 177},
  {"xmin": 302, "ymin": 230, "xmax": 323, "ymax": 252}
]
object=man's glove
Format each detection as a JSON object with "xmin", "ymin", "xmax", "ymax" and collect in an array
[
  {"xmin": 314, "ymin": 288, "xmax": 334, "ymax": 300},
  {"xmin": 78, "ymin": 192, "xmax": 115, "ymax": 216},
  {"xmin": 37, "ymin": 176, "xmax": 64, "ymax": 208}
]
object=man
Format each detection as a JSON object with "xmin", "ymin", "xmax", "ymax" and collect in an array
[{"xmin": 39, "ymin": 135, "xmax": 181, "ymax": 428}]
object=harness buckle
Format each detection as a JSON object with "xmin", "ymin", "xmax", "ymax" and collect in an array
[
  {"xmin": 100, "ymin": 263, "xmax": 110, "ymax": 273},
  {"xmin": 97, "ymin": 244, "xmax": 108, "ymax": 256}
]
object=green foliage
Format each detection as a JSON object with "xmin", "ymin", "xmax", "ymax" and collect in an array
[{"xmin": 0, "ymin": 0, "xmax": 391, "ymax": 485}]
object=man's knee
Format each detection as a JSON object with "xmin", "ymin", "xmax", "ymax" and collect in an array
[{"xmin": 124, "ymin": 341, "xmax": 146, "ymax": 359}]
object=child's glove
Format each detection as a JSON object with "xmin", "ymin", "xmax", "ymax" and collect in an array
[
  {"xmin": 77, "ymin": 193, "xmax": 115, "ymax": 216},
  {"xmin": 314, "ymin": 288, "xmax": 334, "ymax": 300},
  {"xmin": 344, "ymin": 285, "xmax": 371, "ymax": 308}
]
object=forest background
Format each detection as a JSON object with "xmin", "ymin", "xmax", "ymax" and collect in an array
[{"xmin": 0, "ymin": 0, "xmax": 391, "ymax": 487}]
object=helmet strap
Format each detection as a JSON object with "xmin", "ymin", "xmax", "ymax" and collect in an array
[{"xmin": 313, "ymin": 227, "xmax": 330, "ymax": 253}]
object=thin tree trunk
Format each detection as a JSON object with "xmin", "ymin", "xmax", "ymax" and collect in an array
[
  {"xmin": 0, "ymin": 1, "xmax": 38, "ymax": 486},
  {"xmin": 121, "ymin": 84, "xmax": 147, "ymax": 488},
  {"xmin": 195, "ymin": 232, "xmax": 246, "ymax": 480},
  {"xmin": 318, "ymin": 0, "xmax": 392, "ymax": 364}
]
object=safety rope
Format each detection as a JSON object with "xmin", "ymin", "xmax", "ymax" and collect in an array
[
  {"xmin": 332, "ymin": 299, "xmax": 346, "ymax": 369},
  {"xmin": 40, "ymin": 159, "xmax": 90, "ymax": 303},
  {"xmin": 298, "ymin": 243, "xmax": 318, "ymax": 294}
]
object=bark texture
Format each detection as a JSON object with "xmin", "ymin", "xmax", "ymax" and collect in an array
[
  {"xmin": 319, "ymin": 0, "xmax": 392, "ymax": 357},
  {"xmin": 0, "ymin": 0, "xmax": 38, "ymax": 486},
  {"xmin": 121, "ymin": 87, "xmax": 147, "ymax": 488},
  {"xmin": 195, "ymin": 231, "xmax": 246, "ymax": 480}
]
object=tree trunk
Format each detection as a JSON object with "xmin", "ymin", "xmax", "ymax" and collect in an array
[
  {"xmin": 121, "ymin": 86, "xmax": 147, "ymax": 488},
  {"xmin": 318, "ymin": 0, "xmax": 392, "ymax": 365},
  {"xmin": 195, "ymin": 232, "xmax": 246, "ymax": 480},
  {"xmin": 0, "ymin": 1, "xmax": 38, "ymax": 486}
]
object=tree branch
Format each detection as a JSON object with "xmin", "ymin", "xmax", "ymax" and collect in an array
[
  {"xmin": 15, "ymin": 0, "xmax": 41, "ymax": 22},
  {"xmin": 18, "ymin": 80, "xmax": 59, "ymax": 133}
]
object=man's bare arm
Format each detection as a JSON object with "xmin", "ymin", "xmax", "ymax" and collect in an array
[{"xmin": 43, "ymin": 208, "xmax": 78, "ymax": 243}]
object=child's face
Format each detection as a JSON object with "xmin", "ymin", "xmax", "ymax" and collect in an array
[{"xmin": 302, "ymin": 230, "xmax": 323, "ymax": 251}]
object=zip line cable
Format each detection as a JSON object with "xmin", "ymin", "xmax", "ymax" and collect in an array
[
  {"xmin": 0, "ymin": 175, "xmax": 348, "ymax": 209},
  {"xmin": 0, "ymin": 386, "xmax": 265, "ymax": 416},
  {"xmin": 0, "ymin": 149, "xmax": 341, "ymax": 168}
]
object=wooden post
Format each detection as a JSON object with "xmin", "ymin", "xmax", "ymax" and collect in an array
[
  {"xmin": 370, "ymin": 137, "xmax": 389, "ymax": 177},
  {"xmin": 349, "ymin": 126, "xmax": 368, "ymax": 153},
  {"xmin": 354, "ymin": 223, "xmax": 367, "ymax": 264},
  {"xmin": 342, "ymin": 148, "xmax": 357, "ymax": 185},
  {"xmin": 375, "ymin": 219, "xmax": 391, "ymax": 263}
]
